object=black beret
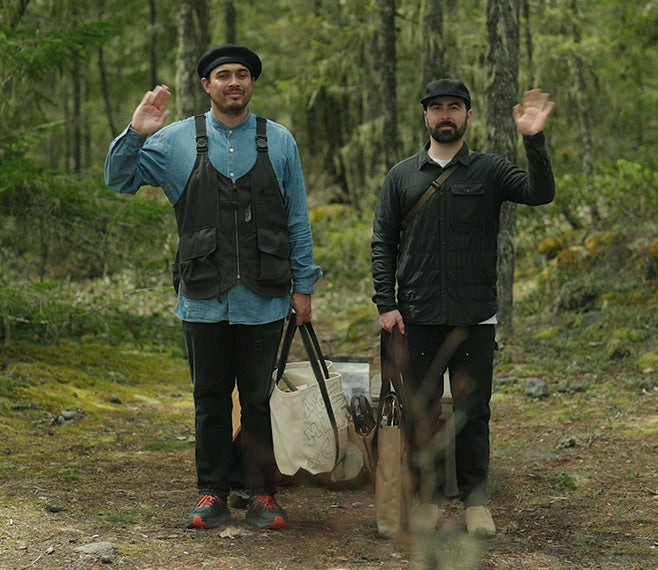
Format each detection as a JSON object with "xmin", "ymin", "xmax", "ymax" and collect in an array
[
  {"xmin": 197, "ymin": 44, "xmax": 262, "ymax": 80},
  {"xmin": 421, "ymin": 78, "xmax": 471, "ymax": 109}
]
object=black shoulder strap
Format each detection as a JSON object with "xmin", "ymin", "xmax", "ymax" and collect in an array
[
  {"xmin": 256, "ymin": 116, "xmax": 268, "ymax": 153},
  {"xmin": 194, "ymin": 115, "xmax": 207, "ymax": 154},
  {"xmin": 401, "ymin": 150, "xmax": 474, "ymax": 230},
  {"xmin": 401, "ymin": 163, "xmax": 459, "ymax": 230}
]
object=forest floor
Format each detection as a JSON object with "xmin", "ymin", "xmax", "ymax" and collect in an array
[{"xmin": 1, "ymin": 308, "xmax": 657, "ymax": 570}]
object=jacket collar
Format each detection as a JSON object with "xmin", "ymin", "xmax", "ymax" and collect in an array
[{"xmin": 418, "ymin": 141, "xmax": 472, "ymax": 170}]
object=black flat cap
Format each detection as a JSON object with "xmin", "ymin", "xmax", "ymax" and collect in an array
[
  {"xmin": 197, "ymin": 44, "xmax": 262, "ymax": 79},
  {"xmin": 421, "ymin": 78, "xmax": 471, "ymax": 109}
]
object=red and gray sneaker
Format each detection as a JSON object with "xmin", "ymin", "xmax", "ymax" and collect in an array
[
  {"xmin": 185, "ymin": 494, "xmax": 231, "ymax": 529},
  {"xmin": 245, "ymin": 495, "xmax": 289, "ymax": 529}
]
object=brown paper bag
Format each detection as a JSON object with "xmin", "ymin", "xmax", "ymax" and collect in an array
[
  {"xmin": 231, "ymin": 387, "xmax": 241, "ymax": 440},
  {"xmin": 375, "ymin": 330, "xmax": 413, "ymax": 538},
  {"xmin": 375, "ymin": 392, "xmax": 413, "ymax": 538}
]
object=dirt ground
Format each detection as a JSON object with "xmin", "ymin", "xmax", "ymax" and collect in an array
[{"xmin": 1, "ymin": 334, "xmax": 657, "ymax": 570}]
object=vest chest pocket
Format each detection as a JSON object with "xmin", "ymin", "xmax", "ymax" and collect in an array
[
  {"xmin": 449, "ymin": 184, "xmax": 485, "ymax": 228},
  {"xmin": 174, "ymin": 227, "xmax": 220, "ymax": 298}
]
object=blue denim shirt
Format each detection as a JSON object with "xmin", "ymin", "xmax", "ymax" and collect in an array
[{"xmin": 104, "ymin": 110, "xmax": 322, "ymax": 324}]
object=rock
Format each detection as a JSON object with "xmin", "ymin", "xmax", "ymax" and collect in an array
[
  {"xmin": 582, "ymin": 311, "xmax": 605, "ymax": 328},
  {"xmin": 495, "ymin": 376, "xmax": 518, "ymax": 387},
  {"xmin": 526, "ymin": 377, "xmax": 549, "ymax": 398},
  {"xmin": 109, "ymin": 394, "xmax": 122, "ymax": 404},
  {"xmin": 54, "ymin": 410, "xmax": 77, "ymax": 425},
  {"xmin": 74, "ymin": 542, "xmax": 118, "ymax": 557}
]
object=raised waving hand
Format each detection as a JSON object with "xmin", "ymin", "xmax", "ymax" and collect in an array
[
  {"xmin": 130, "ymin": 85, "xmax": 172, "ymax": 136},
  {"xmin": 513, "ymin": 89, "xmax": 554, "ymax": 136}
]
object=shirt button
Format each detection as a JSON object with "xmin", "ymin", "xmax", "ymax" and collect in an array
[{"xmin": 229, "ymin": 148, "xmax": 234, "ymax": 153}]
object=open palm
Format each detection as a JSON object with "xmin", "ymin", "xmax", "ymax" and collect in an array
[
  {"xmin": 513, "ymin": 89, "xmax": 554, "ymax": 136},
  {"xmin": 131, "ymin": 85, "xmax": 172, "ymax": 136}
]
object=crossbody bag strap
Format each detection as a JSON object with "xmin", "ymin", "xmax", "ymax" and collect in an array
[{"xmin": 401, "ymin": 163, "xmax": 459, "ymax": 230}]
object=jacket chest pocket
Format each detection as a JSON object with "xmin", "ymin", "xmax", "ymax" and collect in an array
[{"xmin": 449, "ymin": 184, "xmax": 485, "ymax": 228}]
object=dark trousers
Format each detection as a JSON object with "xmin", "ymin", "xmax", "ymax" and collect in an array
[
  {"xmin": 182, "ymin": 319, "xmax": 284, "ymax": 497},
  {"xmin": 398, "ymin": 323, "xmax": 495, "ymax": 507}
]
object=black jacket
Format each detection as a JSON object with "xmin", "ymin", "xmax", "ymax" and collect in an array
[{"xmin": 371, "ymin": 133, "xmax": 555, "ymax": 326}]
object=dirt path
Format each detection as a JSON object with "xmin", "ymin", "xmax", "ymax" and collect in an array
[{"xmin": 1, "ymin": 342, "xmax": 656, "ymax": 569}]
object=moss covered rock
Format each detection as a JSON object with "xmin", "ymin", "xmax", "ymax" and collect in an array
[{"xmin": 636, "ymin": 351, "xmax": 658, "ymax": 371}]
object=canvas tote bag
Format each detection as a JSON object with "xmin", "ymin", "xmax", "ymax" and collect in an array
[
  {"xmin": 270, "ymin": 320, "xmax": 349, "ymax": 476},
  {"xmin": 375, "ymin": 328, "xmax": 413, "ymax": 538}
]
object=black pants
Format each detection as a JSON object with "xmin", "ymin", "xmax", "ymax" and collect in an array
[
  {"xmin": 182, "ymin": 319, "xmax": 284, "ymax": 497},
  {"xmin": 393, "ymin": 323, "xmax": 495, "ymax": 507}
]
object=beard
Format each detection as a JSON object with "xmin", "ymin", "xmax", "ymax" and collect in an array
[
  {"xmin": 428, "ymin": 117, "xmax": 468, "ymax": 144},
  {"xmin": 211, "ymin": 89, "xmax": 251, "ymax": 115}
]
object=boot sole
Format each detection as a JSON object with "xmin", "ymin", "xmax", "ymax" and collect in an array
[
  {"xmin": 185, "ymin": 511, "xmax": 231, "ymax": 529},
  {"xmin": 245, "ymin": 514, "xmax": 288, "ymax": 529}
]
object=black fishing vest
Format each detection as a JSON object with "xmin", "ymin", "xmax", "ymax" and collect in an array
[{"xmin": 172, "ymin": 115, "xmax": 291, "ymax": 299}]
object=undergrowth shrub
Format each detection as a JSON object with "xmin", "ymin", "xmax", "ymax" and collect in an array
[
  {"xmin": 0, "ymin": 280, "xmax": 180, "ymax": 346},
  {"xmin": 310, "ymin": 204, "xmax": 373, "ymax": 299}
]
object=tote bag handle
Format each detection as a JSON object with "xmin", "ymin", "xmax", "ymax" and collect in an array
[{"xmin": 275, "ymin": 318, "xmax": 340, "ymax": 465}]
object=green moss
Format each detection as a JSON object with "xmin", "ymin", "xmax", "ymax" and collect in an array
[
  {"xmin": 606, "ymin": 337, "xmax": 631, "ymax": 359},
  {"xmin": 534, "ymin": 326, "xmax": 561, "ymax": 339},
  {"xmin": 142, "ymin": 440, "xmax": 188, "ymax": 452},
  {"xmin": 637, "ymin": 351, "xmax": 658, "ymax": 370},
  {"xmin": 101, "ymin": 513, "xmax": 136, "ymax": 524},
  {"xmin": 557, "ymin": 472, "xmax": 579, "ymax": 491}
]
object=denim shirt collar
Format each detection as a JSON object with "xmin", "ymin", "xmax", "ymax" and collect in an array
[{"xmin": 206, "ymin": 109, "xmax": 256, "ymax": 132}]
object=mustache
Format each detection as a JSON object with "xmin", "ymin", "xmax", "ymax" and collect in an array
[{"xmin": 438, "ymin": 121, "xmax": 457, "ymax": 128}]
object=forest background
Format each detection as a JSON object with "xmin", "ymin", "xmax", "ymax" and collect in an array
[
  {"xmin": 1, "ymin": 0, "xmax": 657, "ymax": 569},
  {"xmin": 1, "ymin": 0, "xmax": 657, "ymax": 340}
]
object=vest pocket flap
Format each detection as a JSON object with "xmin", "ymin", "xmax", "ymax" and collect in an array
[
  {"xmin": 257, "ymin": 227, "xmax": 290, "ymax": 258},
  {"xmin": 257, "ymin": 227, "xmax": 291, "ymax": 287},
  {"xmin": 179, "ymin": 227, "xmax": 217, "ymax": 261},
  {"xmin": 449, "ymin": 184, "xmax": 485, "ymax": 196}
]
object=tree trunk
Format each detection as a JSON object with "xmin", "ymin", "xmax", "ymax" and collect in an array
[
  {"xmin": 486, "ymin": 0, "xmax": 519, "ymax": 334},
  {"xmin": 149, "ymin": 0, "xmax": 158, "ymax": 86},
  {"xmin": 71, "ymin": 2, "xmax": 82, "ymax": 173},
  {"xmin": 225, "ymin": 0, "xmax": 237, "ymax": 44},
  {"xmin": 374, "ymin": 0, "xmax": 398, "ymax": 172},
  {"xmin": 422, "ymin": 0, "xmax": 445, "ymax": 84},
  {"xmin": 570, "ymin": 0, "xmax": 599, "ymax": 225},
  {"xmin": 175, "ymin": 0, "xmax": 209, "ymax": 120},
  {"xmin": 6, "ymin": 0, "xmax": 30, "ymax": 28},
  {"xmin": 521, "ymin": 0, "xmax": 534, "ymax": 84},
  {"xmin": 98, "ymin": 45, "xmax": 117, "ymax": 138}
]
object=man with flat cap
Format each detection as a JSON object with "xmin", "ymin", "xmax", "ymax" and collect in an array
[
  {"xmin": 105, "ymin": 44, "xmax": 321, "ymax": 530},
  {"xmin": 371, "ymin": 79, "xmax": 555, "ymax": 538}
]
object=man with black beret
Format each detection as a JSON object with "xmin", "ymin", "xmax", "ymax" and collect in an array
[
  {"xmin": 104, "ymin": 44, "xmax": 321, "ymax": 530},
  {"xmin": 372, "ymin": 79, "xmax": 555, "ymax": 538}
]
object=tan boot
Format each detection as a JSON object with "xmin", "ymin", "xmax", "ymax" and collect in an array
[
  {"xmin": 408, "ymin": 502, "xmax": 443, "ymax": 533},
  {"xmin": 465, "ymin": 506, "xmax": 496, "ymax": 539}
]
